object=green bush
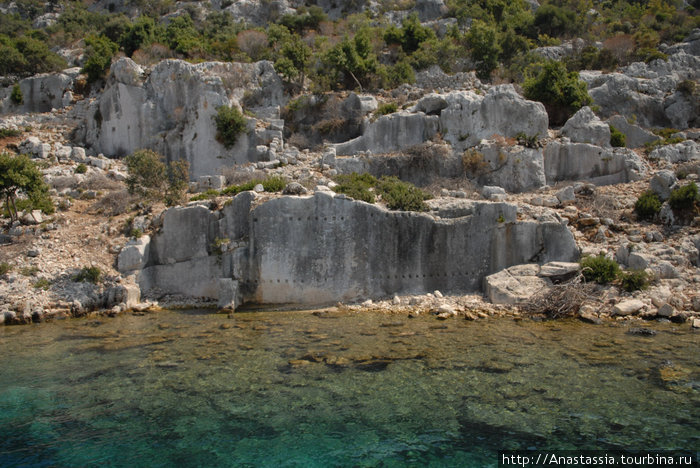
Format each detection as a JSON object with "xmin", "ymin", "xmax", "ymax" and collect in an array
[
  {"xmin": 0, "ymin": 262, "xmax": 12, "ymax": 275},
  {"xmin": 10, "ymin": 84, "xmax": 23, "ymax": 105},
  {"xmin": 668, "ymin": 182, "xmax": 698, "ymax": 212},
  {"xmin": 332, "ymin": 172, "xmax": 377, "ymax": 203},
  {"xmin": 125, "ymin": 150, "xmax": 189, "ymax": 206},
  {"xmin": 190, "ymin": 189, "xmax": 220, "ymax": 201},
  {"xmin": 523, "ymin": 60, "xmax": 592, "ymax": 126},
  {"xmin": 74, "ymin": 163, "xmax": 88, "ymax": 174},
  {"xmin": 619, "ymin": 270, "xmax": 650, "ymax": 292},
  {"xmin": 0, "ymin": 128, "xmax": 23, "ymax": 139},
  {"xmin": 262, "ymin": 176, "xmax": 286, "ymax": 192},
  {"xmin": 74, "ymin": 266, "xmax": 102, "ymax": 284},
  {"xmin": 0, "ymin": 152, "xmax": 53, "ymax": 221},
  {"xmin": 580, "ymin": 255, "xmax": 620, "ymax": 285},
  {"xmin": 634, "ymin": 190, "xmax": 661, "ymax": 220},
  {"xmin": 376, "ymin": 176, "xmax": 431, "ymax": 212},
  {"xmin": 609, "ymin": 125, "xmax": 626, "ymax": 147},
  {"xmin": 214, "ymin": 105, "xmax": 248, "ymax": 149},
  {"xmin": 376, "ymin": 102, "xmax": 398, "ymax": 116},
  {"xmin": 81, "ymin": 35, "xmax": 118, "ymax": 83}
]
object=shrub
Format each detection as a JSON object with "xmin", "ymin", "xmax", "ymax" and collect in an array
[
  {"xmin": 376, "ymin": 176, "xmax": 431, "ymax": 212},
  {"xmin": 262, "ymin": 176, "xmax": 286, "ymax": 192},
  {"xmin": 462, "ymin": 149, "xmax": 488, "ymax": 176},
  {"xmin": 609, "ymin": 125, "xmax": 626, "ymax": 147},
  {"xmin": 676, "ymin": 79, "xmax": 696, "ymax": 96},
  {"xmin": 82, "ymin": 35, "xmax": 119, "ymax": 83},
  {"xmin": 125, "ymin": 149, "xmax": 166, "ymax": 199},
  {"xmin": 74, "ymin": 163, "xmax": 88, "ymax": 174},
  {"xmin": 190, "ymin": 189, "xmax": 220, "ymax": 201},
  {"xmin": 214, "ymin": 105, "xmax": 247, "ymax": 149},
  {"xmin": 523, "ymin": 60, "xmax": 592, "ymax": 126},
  {"xmin": 376, "ymin": 102, "xmax": 398, "ymax": 116},
  {"xmin": 0, "ymin": 128, "xmax": 22, "ymax": 139},
  {"xmin": 634, "ymin": 190, "xmax": 661, "ymax": 220},
  {"xmin": 10, "ymin": 84, "xmax": 23, "ymax": 105},
  {"xmin": 0, "ymin": 262, "xmax": 12, "ymax": 275},
  {"xmin": 19, "ymin": 266, "xmax": 39, "ymax": 277},
  {"xmin": 668, "ymin": 182, "xmax": 698, "ymax": 212},
  {"xmin": 74, "ymin": 266, "xmax": 101, "ymax": 284},
  {"xmin": 125, "ymin": 150, "xmax": 189, "ymax": 206},
  {"xmin": 580, "ymin": 255, "xmax": 620, "ymax": 284},
  {"xmin": 0, "ymin": 152, "xmax": 54, "ymax": 221},
  {"xmin": 332, "ymin": 172, "xmax": 377, "ymax": 203},
  {"xmin": 619, "ymin": 270, "xmax": 650, "ymax": 292}
]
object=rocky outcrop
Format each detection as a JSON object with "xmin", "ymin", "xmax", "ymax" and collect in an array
[
  {"xmin": 334, "ymin": 85, "xmax": 548, "ymax": 158},
  {"xmin": 334, "ymin": 111, "xmax": 439, "ymax": 156},
  {"xmin": 128, "ymin": 191, "xmax": 578, "ymax": 308},
  {"xmin": 439, "ymin": 85, "xmax": 549, "ymax": 151},
  {"xmin": 581, "ymin": 36, "xmax": 700, "ymax": 129},
  {"xmin": 1, "ymin": 71, "xmax": 76, "ymax": 114},
  {"xmin": 82, "ymin": 58, "xmax": 285, "ymax": 178},
  {"xmin": 648, "ymin": 140, "xmax": 700, "ymax": 163},
  {"xmin": 544, "ymin": 140, "xmax": 647, "ymax": 185},
  {"xmin": 606, "ymin": 115, "xmax": 660, "ymax": 148}
]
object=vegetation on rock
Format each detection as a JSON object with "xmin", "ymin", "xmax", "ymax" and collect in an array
[
  {"xmin": 214, "ymin": 105, "xmax": 248, "ymax": 149},
  {"xmin": 580, "ymin": 255, "xmax": 620, "ymax": 285},
  {"xmin": 124, "ymin": 149, "xmax": 189, "ymax": 206},
  {"xmin": 634, "ymin": 190, "xmax": 661, "ymax": 220}
]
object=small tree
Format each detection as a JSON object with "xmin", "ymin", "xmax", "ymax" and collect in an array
[
  {"xmin": 467, "ymin": 20, "xmax": 502, "ymax": 81},
  {"xmin": 0, "ymin": 153, "xmax": 53, "ymax": 221},
  {"xmin": 82, "ymin": 35, "xmax": 119, "ymax": 83},
  {"xmin": 125, "ymin": 149, "xmax": 190, "ymax": 206},
  {"xmin": 10, "ymin": 84, "xmax": 23, "ymax": 105},
  {"xmin": 523, "ymin": 60, "xmax": 592, "ymax": 125}
]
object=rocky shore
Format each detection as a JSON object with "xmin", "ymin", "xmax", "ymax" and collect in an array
[{"xmin": 1, "ymin": 29, "xmax": 699, "ymax": 329}]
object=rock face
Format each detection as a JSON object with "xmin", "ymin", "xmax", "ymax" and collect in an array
[
  {"xmin": 648, "ymin": 140, "xmax": 700, "ymax": 163},
  {"xmin": 607, "ymin": 115, "xmax": 660, "ymax": 148},
  {"xmin": 544, "ymin": 140, "xmax": 647, "ymax": 185},
  {"xmin": 439, "ymin": 85, "xmax": 549, "ymax": 152},
  {"xmin": 470, "ymin": 140, "xmax": 546, "ymax": 193},
  {"xmin": 130, "ymin": 192, "xmax": 578, "ymax": 308},
  {"xmin": 83, "ymin": 58, "xmax": 285, "ymax": 178}
]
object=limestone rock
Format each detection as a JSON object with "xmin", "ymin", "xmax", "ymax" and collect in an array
[
  {"xmin": 539, "ymin": 261, "xmax": 579, "ymax": 282},
  {"xmin": 607, "ymin": 115, "xmax": 661, "ymax": 148},
  {"xmin": 282, "ymin": 182, "xmax": 308, "ymax": 195},
  {"xmin": 197, "ymin": 175, "xmax": 226, "ymax": 192},
  {"xmin": 613, "ymin": 299, "xmax": 645, "ymax": 316},
  {"xmin": 650, "ymin": 170, "xmax": 678, "ymax": 201},
  {"xmin": 471, "ymin": 140, "xmax": 546, "ymax": 193},
  {"xmin": 545, "ymin": 141, "xmax": 647, "ymax": 186},
  {"xmin": 561, "ymin": 107, "xmax": 611, "ymax": 147},
  {"xmin": 3, "ymin": 73, "xmax": 73, "ymax": 114},
  {"xmin": 484, "ymin": 264, "xmax": 551, "ymax": 305},
  {"xmin": 657, "ymin": 303, "xmax": 675, "ymax": 317},
  {"xmin": 117, "ymin": 235, "xmax": 151, "ymax": 273},
  {"xmin": 555, "ymin": 186, "xmax": 575, "ymax": 204},
  {"xmin": 440, "ymin": 85, "xmax": 548, "ymax": 152},
  {"xmin": 217, "ymin": 278, "xmax": 240, "ymax": 311},
  {"xmin": 84, "ymin": 58, "xmax": 284, "ymax": 178},
  {"xmin": 648, "ymin": 140, "xmax": 700, "ymax": 163},
  {"xmin": 334, "ymin": 111, "xmax": 439, "ymax": 155}
]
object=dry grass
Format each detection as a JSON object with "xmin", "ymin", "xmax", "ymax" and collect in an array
[
  {"xmin": 519, "ymin": 275, "xmax": 596, "ymax": 319},
  {"xmin": 81, "ymin": 173, "xmax": 122, "ymax": 191},
  {"xmin": 90, "ymin": 189, "xmax": 136, "ymax": 216}
]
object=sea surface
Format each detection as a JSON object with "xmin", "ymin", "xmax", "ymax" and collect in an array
[{"xmin": 0, "ymin": 308, "xmax": 698, "ymax": 467}]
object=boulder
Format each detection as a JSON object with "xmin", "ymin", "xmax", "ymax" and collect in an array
[
  {"xmin": 555, "ymin": 186, "xmax": 575, "ymax": 204},
  {"xmin": 650, "ymin": 170, "xmax": 678, "ymax": 201},
  {"xmin": 413, "ymin": 94, "xmax": 449, "ymax": 115},
  {"xmin": 470, "ymin": 140, "xmax": 546, "ymax": 193},
  {"xmin": 539, "ymin": 261, "xmax": 579, "ymax": 282},
  {"xmin": 613, "ymin": 299, "xmax": 645, "ymax": 316},
  {"xmin": 197, "ymin": 175, "xmax": 226, "ymax": 192},
  {"xmin": 484, "ymin": 264, "xmax": 551, "ymax": 304},
  {"xmin": 440, "ymin": 85, "xmax": 549, "ymax": 152},
  {"xmin": 561, "ymin": 107, "xmax": 611, "ymax": 147},
  {"xmin": 217, "ymin": 278, "xmax": 240, "ymax": 311},
  {"xmin": 117, "ymin": 235, "xmax": 151, "ymax": 273}
]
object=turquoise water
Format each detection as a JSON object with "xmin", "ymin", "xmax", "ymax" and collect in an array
[{"xmin": 0, "ymin": 309, "xmax": 697, "ymax": 467}]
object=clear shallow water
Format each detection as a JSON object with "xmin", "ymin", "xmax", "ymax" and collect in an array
[{"xmin": 0, "ymin": 309, "xmax": 697, "ymax": 467}]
